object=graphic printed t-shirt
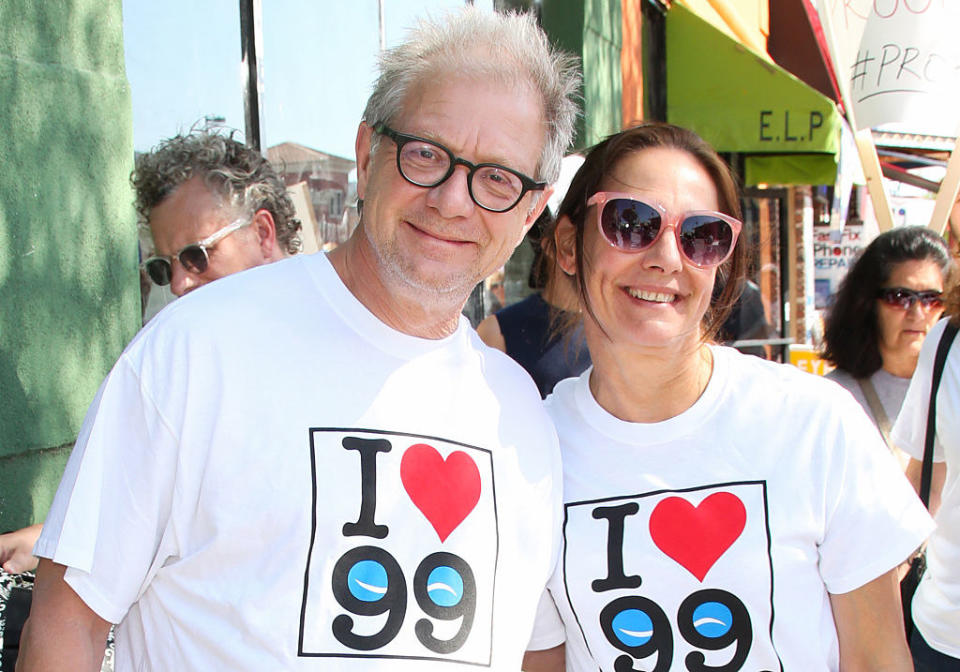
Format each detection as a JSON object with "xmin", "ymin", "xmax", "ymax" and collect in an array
[
  {"xmin": 36, "ymin": 253, "xmax": 561, "ymax": 671},
  {"xmin": 529, "ymin": 346, "xmax": 932, "ymax": 672}
]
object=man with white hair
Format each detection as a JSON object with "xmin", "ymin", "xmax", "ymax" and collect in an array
[{"xmin": 19, "ymin": 8, "xmax": 579, "ymax": 671}]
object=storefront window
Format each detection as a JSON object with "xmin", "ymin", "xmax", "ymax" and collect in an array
[
  {"xmin": 124, "ymin": 1, "xmax": 245, "ymax": 152},
  {"xmin": 259, "ymin": 1, "xmax": 493, "ymax": 252},
  {"xmin": 124, "ymin": 0, "xmax": 245, "ymax": 316},
  {"xmin": 739, "ymin": 189, "xmax": 789, "ymax": 361}
]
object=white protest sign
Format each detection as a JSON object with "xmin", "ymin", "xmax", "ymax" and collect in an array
[{"xmin": 817, "ymin": 0, "xmax": 960, "ymax": 136}]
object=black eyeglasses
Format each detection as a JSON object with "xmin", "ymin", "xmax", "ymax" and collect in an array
[
  {"xmin": 142, "ymin": 217, "xmax": 251, "ymax": 286},
  {"xmin": 373, "ymin": 122, "xmax": 546, "ymax": 213},
  {"xmin": 877, "ymin": 287, "xmax": 944, "ymax": 311}
]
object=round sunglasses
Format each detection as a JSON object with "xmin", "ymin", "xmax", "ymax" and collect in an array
[
  {"xmin": 877, "ymin": 287, "xmax": 944, "ymax": 311},
  {"xmin": 142, "ymin": 216, "xmax": 251, "ymax": 286},
  {"xmin": 587, "ymin": 192, "xmax": 742, "ymax": 268}
]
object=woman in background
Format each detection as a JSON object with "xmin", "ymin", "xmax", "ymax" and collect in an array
[
  {"xmin": 477, "ymin": 209, "xmax": 590, "ymax": 398},
  {"xmin": 822, "ymin": 227, "xmax": 950, "ymax": 464}
]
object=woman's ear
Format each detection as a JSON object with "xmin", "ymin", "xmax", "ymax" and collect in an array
[{"xmin": 554, "ymin": 215, "xmax": 578, "ymax": 276}]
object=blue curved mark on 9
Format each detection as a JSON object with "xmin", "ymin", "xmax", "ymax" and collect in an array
[
  {"xmin": 692, "ymin": 602, "xmax": 733, "ymax": 638},
  {"xmin": 426, "ymin": 565, "xmax": 464, "ymax": 607},
  {"xmin": 611, "ymin": 609, "xmax": 654, "ymax": 647},
  {"xmin": 347, "ymin": 560, "xmax": 388, "ymax": 602}
]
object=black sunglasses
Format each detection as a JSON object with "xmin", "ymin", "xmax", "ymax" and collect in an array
[
  {"xmin": 877, "ymin": 287, "xmax": 944, "ymax": 311},
  {"xmin": 373, "ymin": 122, "xmax": 545, "ymax": 213},
  {"xmin": 142, "ymin": 217, "xmax": 251, "ymax": 286}
]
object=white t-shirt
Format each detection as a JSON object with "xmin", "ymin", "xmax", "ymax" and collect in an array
[
  {"xmin": 36, "ymin": 252, "xmax": 562, "ymax": 671},
  {"xmin": 891, "ymin": 317, "xmax": 960, "ymax": 657},
  {"xmin": 529, "ymin": 346, "xmax": 932, "ymax": 672}
]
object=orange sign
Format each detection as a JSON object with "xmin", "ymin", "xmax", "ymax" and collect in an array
[{"xmin": 789, "ymin": 346, "xmax": 834, "ymax": 377}]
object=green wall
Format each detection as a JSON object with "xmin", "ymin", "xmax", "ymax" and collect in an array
[
  {"xmin": 542, "ymin": 0, "xmax": 623, "ymax": 151},
  {"xmin": 0, "ymin": 1, "xmax": 139, "ymax": 531}
]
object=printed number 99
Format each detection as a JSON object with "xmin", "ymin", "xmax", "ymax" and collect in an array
[
  {"xmin": 331, "ymin": 546, "xmax": 476, "ymax": 653},
  {"xmin": 600, "ymin": 589, "xmax": 751, "ymax": 671}
]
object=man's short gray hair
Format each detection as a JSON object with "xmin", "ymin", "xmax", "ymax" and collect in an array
[
  {"xmin": 362, "ymin": 7, "xmax": 581, "ymax": 184},
  {"xmin": 132, "ymin": 129, "xmax": 302, "ymax": 255}
]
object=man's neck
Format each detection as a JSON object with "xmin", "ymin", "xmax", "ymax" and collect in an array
[{"xmin": 326, "ymin": 237, "xmax": 466, "ymax": 340}]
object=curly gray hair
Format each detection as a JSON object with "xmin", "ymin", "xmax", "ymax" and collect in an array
[
  {"xmin": 362, "ymin": 7, "xmax": 581, "ymax": 185},
  {"xmin": 132, "ymin": 129, "xmax": 302, "ymax": 255}
]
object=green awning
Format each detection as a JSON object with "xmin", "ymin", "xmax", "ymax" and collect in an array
[{"xmin": 666, "ymin": 3, "xmax": 841, "ymax": 185}]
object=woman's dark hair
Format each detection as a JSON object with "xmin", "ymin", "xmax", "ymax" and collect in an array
[
  {"xmin": 546, "ymin": 122, "xmax": 746, "ymax": 341},
  {"xmin": 821, "ymin": 226, "xmax": 951, "ymax": 377},
  {"xmin": 946, "ymin": 275, "xmax": 960, "ymax": 327},
  {"xmin": 526, "ymin": 208, "xmax": 552, "ymax": 290}
]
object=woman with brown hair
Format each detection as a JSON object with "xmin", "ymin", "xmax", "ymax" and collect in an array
[
  {"xmin": 822, "ymin": 226, "xmax": 951, "ymax": 465},
  {"xmin": 523, "ymin": 123, "xmax": 931, "ymax": 671}
]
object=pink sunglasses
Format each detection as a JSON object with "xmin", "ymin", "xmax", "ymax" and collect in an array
[{"xmin": 587, "ymin": 191, "xmax": 742, "ymax": 268}]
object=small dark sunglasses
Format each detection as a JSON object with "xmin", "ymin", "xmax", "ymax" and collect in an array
[
  {"xmin": 142, "ymin": 217, "xmax": 250, "ymax": 286},
  {"xmin": 587, "ymin": 192, "xmax": 742, "ymax": 268},
  {"xmin": 877, "ymin": 287, "xmax": 944, "ymax": 311}
]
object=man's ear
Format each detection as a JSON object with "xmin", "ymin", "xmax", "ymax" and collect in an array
[
  {"xmin": 252, "ymin": 208, "xmax": 280, "ymax": 258},
  {"xmin": 554, "ymin": 214, "xmax": 577, "ymax": 276},
  {"xmin": 512, "ymin": 185, "xmax": 553, "ymax": 249},
  {"xmin": 355, "ymin": 122, "xmax": 375, "ymax": 201}
]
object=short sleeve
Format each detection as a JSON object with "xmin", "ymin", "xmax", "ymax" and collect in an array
[
  {"xmin": 817, "ymin": 395, "xmax": 934, "ymax": 594},
  {"xmin": 527, "ymin": 587, "xmax": 566, "ymax": 651},
  {"xmin": 34, "ymin": 353, "xmax": 179, "ymax": 623},
  {"xmin": 892, "ymin": 319, "xmax": 947, "ymax": 463}
]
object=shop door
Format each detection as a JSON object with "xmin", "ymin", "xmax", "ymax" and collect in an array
[{"xmin": 732, "ymin": 187, "xmax": 791, "ymax": 361}]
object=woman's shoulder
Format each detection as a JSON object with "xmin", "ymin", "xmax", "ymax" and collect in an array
[
  {"xmin": 714, "ymin": 345, "xmax": 860, "ymax": 404},
  {"xmin": 823, "ymin": 366, "xmax": 857, "ymax": 394},
  {"xmin": 920, "ymin": 317, "xmax": 955, "ymax": 360},
  {"xmin": 495, "ymin": 293, "xmax": 548, "ymax": 322}
]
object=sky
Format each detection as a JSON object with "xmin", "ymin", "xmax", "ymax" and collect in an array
[{"xmin": 122, "ymin": 0, "xmax": 493, "ymax": 160}]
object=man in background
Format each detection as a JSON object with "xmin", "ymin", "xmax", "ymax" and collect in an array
[
  {"xmin": 1, "ymin": 128, "xmax": 302, "ymax": 574},
  {"xmin": 2, "ymin": 128, "xmax": 300, "ymax": 669},
  {"xmin": 134, "ymin": 129, "xmax": 302, "ymax": 299}
]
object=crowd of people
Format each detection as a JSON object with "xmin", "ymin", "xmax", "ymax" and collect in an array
[{"xmin": 1, "ymin": 6, "xmax": 957, "ymax": 672}]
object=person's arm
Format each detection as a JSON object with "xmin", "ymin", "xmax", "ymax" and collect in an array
[
  {"xmin": 904, "ymin": 456, "xmax": 946, "ymax": 517},
  {"xmin": 829, "ymin": 569, "xmax": 912, "ymax": 671},
  {"xmin": 523, "ymin": 644, "xmax": 565, "ymax": 672},
  {"xmin": 476, "ymin": 314, "xmax": 506, "ymax": 352},
  {"xmin": 0, "ymin": 523, "xmax": 43, "ymax": 574},
  {"xmin": 16, "ymin": 559, "xmax": 112, "ymax": 672}
]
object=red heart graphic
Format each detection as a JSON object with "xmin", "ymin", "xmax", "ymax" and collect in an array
[
  {"xmin": 400, "ymin": 443, "xmax": 481, "ymax": 542},
  {"xmin": 648, "ymin": 492, "xmax": 746, "ymax": 582}
]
